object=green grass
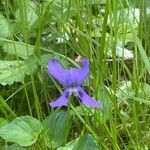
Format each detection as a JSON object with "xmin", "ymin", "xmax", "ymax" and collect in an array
[{"xmin": 0, "ymin": 0, "xmax": 150, "ymax": 149}]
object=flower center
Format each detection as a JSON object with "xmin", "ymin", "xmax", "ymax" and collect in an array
[{"xmin": 68, "ymin": 87, "xmax": 79, "ymax": 97}]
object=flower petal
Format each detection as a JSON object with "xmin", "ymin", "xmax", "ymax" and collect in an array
[
  {"xmin": 68, "ymin": 59, "xmax": 89, "ymax": 86},
  {"xmin": 48, "ymin": 58, "xmax": 68, "ymax": 86},
  {"xmin": 48, "ymin": 58, "xmax": 89, "ymax": 87},
  {"xmin": 76, "ymin": 86, "xmax": 101, "ymax": 108},
  {"xmin": 49, "ymin": 89, "xmax": 69, "ymax": 107}
]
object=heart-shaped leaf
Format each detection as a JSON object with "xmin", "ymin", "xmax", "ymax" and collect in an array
[
  {"xmin": 0, "ymin": 56, "xmax": 37, "ymax": 85},
  {"xmin": 0, "ymin": 116, "xmax": 43, "ymax": 146},
  {"xmin": 43, "ymin": 111, "xmax": 71, "ymax": 148},
  {"xmin": 3, "ymin": 41, "xmax": 34, "ymax": 60},
  {"xmin": 57, "ymin": 134, "xmax": 99, "ymax": 150}
]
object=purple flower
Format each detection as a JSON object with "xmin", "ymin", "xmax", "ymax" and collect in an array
[{"xmin": 48, "ymin": 58, "xmax": 101, "ymax": 108}]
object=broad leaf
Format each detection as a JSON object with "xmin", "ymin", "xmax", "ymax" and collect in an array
[
  {"xmin": 15, "ymin": 1, "xmax": 38, "ymax": 28},
  {"xmin": 117, "ymin": 81, "xmax": 134, "ymax": 100},
  {"xmin": 0, "ymin": 118, "xmax": 8, "ymax": 127},
  {"xmin": 43, "ymin": 111, "xmax": 71, "ymax": 149},
  {"xmin": 71, "ymin": 105, "xmax": 94, "ymax": 116},
  {"xmin": 0, "ymin": 116, "xmax": 43, "ymax": 147},
  {"xmin": 0, "ymin": 13, "xmax": 10, "ymax": 38},
  {"xmin": 97, "ymin": 86, "xmax": 113, "ymax": 123},
  {"xmin": 117, "ymin": 81, "xmax": 150, "ymax": 102},
  {"xmin": 0, "ymin": 144, "xmax": 28, "ymax": 150},
  {"xmin": 3, "ymin": 41, "xmax": 34, "ymax": 60},
  {"xmin": 0, "ymin": 56, "xmax": 37, "ymax": 85},
  {"xmin": 57, "ymin": 134, "xmax": 99, "ymax": 150},
  {"xmin": 26, "ymin": 1, "xmax": 38, "ymax": 27}
]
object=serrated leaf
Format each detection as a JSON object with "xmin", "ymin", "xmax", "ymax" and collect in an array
[
  {"xmin": 57, "ymin": 134, "xmax": 99, "ymax": 150},
  {"xmin": 3, "ymin": 41, "xmax": 34, "ymax": 59},
  {"xmin": 43, "ymin": 111, "xmax": 71, "ymax": 149},
  {"xmin": 0, "ymin": 56, "xmax": 37, "ymax": 85},
  {"xmin": 0, "ymin": 116, "xmax": 43, "ymax": 147},
  {"xmin": 0, "ymin": 13, "xmax": 10, "ymax": 38}
]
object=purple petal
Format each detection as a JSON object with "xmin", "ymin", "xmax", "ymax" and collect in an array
[
  {"xmin": 76, "ymin": 86, "xmax": 101, "ymax": 108},
  {"xmin": 49, "ymin": 89, "xmax": 69, "ymax": 107},
  {"xmin": 48, "ymin": 58, "xmax": 68, "ymax": 86},
  {"xmin": 48, "ymin": 58, "xmax": 89, "ymax": 87},
  {"xmin": 68, "ymin": 59, "xmax": 89, "ymax": 86}
]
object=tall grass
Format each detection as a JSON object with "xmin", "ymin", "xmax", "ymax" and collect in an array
[{"xmin": 0, "ymin": 0, "xmax": 150, "ymax": 149}]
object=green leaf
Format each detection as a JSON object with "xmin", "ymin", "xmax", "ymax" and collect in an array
[
  {"xmin": 0, "ymin": 13, "xmax": 10, "ymax": 38},
  {"xmin": 0, "ymin": 116, "xmax": 43, "ymax": 147},
  {"xmin": 26, "ymin": 1, "xmax": 38, "ymax": 27},
  {"xmin": 57, "ymin": 134, "xmax": 99, "ymax": 150},
  {"xmin": 0, "ymin": 118, "xmax": 8, "ymax": 127},
  {"xmin": 3, "ymin": 41, "xmax": 34, "ymax": 59},
  {"xmin": 117, "ymin": 81, "xmax": 150, "ymax": 103},
  {"xmin": 0, "ymin": 56, "xmax": 37, "ymax": 85},
  {"xmin": 43, "ymin": 111, "xmax": 71, "ymax": 148},
  {"xmin": 40, "ymin": 54, "xmax": 53, "ymax": 66},
  {"xmin": 116, "ymin": 81, "xmax": 134, "ymax": 101},
  {"xmin": 15, "ymin": 1, "xmax": 38, "ymax": 28},
  {"xmin": 0, "ymin": 144, "xmax": 28, "ymax": 150},
  {"xmin": 71, "ymin": 105, "xmax": 94, "ymax": 116},
  {"xmin": 97, "ymin": 86, "xmax": 113, "ymax": 123}
]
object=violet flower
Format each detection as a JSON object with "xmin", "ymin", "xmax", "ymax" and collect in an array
[{"xmin": 48, "ymin": 58, "xmax": 101, "ymax": 108}]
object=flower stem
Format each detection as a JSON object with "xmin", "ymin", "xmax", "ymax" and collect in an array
[{"xmin": 64, "ymin": 96, "xmax": 72, "ymax": 145}]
